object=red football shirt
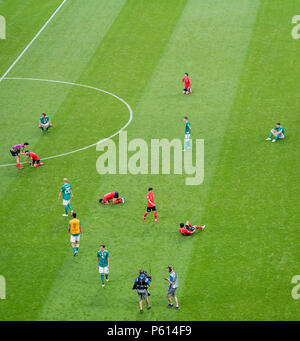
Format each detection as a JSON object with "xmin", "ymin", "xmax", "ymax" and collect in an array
[
  {"xmin": 103, "ymin": 192, "xmax": 115, "ymax": 202},
  {"xmin": 29, "ymin": 152, "xmax": 39, "ymax": 161},
  {"xmin": 182, "ymin": 77, "xmax": 191, "ymax": 88},
  {"xmin": 147, "ymin": 192, "xmax": 155, "ymax": 207}
]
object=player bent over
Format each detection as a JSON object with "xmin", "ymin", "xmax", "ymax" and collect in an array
[
  {"xmin": 266, "ymin": 122, "xmax": 285, "ymax": 143},
  {"xmin": 10, "ymin": 142, "xmax": 29, "ymax": 169},
  {"xmin": 97, "ymin": 245, "xmax": 110, "ymax": 287},
  {"xmin": 68, "ymin": 212, "xmax": 82, "ymax": 256},
  {"xmin": 182, "ymin": 73, "xmax": 192, "ymax": 95},
  {"xmin": 58, "ymin": 178, "xmax": 74, "ymax": 217},
  {"xmin": 25, "ymin": 150, "xmax": 44, "ymax": 167},
  {"xmin": 179, "ymin": 221, "xmax": 206, "ymax": 236},
  {"xmin": 143, "ymin": 187, "xmax": 159, "ymax": 222},
  {"xmin": 99, "ymin": 191, "xmax": 125, "ymax": 205},
  {"xmin": 39, "ymin": 113, "xmax": 52, "ymax": 132}
]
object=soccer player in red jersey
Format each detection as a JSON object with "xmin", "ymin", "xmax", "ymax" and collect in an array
[
  {"xmin": 178, "ymin": 221, "xmax": 206, "ymax": 235},
  {"xmin": 25, "ymin": 150, "xmax": 44, "ymax": 167},
  {"xmin": 143, "ymin": 187, "xmax": 159, "ymax": 223},
  {"xmin": 182, "ymin": 73, "xmax": 192, "ymax": 95},
  {"xmin": 99, "ymin": 191, "xmax": 125, "ymax": 205}
]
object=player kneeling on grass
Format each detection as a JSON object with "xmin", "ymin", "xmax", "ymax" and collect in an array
[
  {"xmin": 97, "ymin": 245, "xmax": 110, "ymax": 287},
  {"xmin": 10, "ymin": 142, "xmax": 29, "ymax": 169},
  {"xmin": 182, "ymin": 72, "xmax": 192, "ymax": 95},
  {"xmin": 266, "ymin": 122, "xmax": 285, "ymax": 143},
  {"xmin": 25, "ymin": 150, "xmax": 44, "ymax": 167},
  {"xmin": 132, "ymin": 270, "xmax": 151, "ymax": 313},
  {"xmin": 179, "ymin": 221, "xmax": 206, "ymax": 236},
  {"xmin": 39, "ymin": 113, "xmax": 52, "ymax": 132},
  {"xmin": 99, "ymin": 191, "xmax": 125, "ymax": 205},
  {"xmin": 68, "ymin": 212, "xmax": 82, "ymax": 256}
]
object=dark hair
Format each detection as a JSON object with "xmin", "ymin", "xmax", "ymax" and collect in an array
[
  {"xmin": 184, "ymin": 116, "xmax": 188, "ymax": 120},
  {"xmin": 100, "ymin": 244, "xmax": 105, "ymax": 248},
  {"xmin": 185, "ymin": 73, "xmax": 188, "ymax": 76},
  {"xmin": 99, "ymin": 198, "xmax": 103, "ymax": 203},
  {"xmin": 148, "ymin": 187, "xmax": 153, "ymax": 191},
  {"xmin": 167, "ymin": 266, "xmax": 173, "ymax": 272},
  {"xmin": 25, "ymin": 150, "xmax": 30, "ymax": 154},
  {"xmin": 24, "ymin": 142, "xmax": 29, "ymax": 146},
  {"xmin": 139, "ymin": 269, "xmax": 145, "ymax": 275},
  {"xmin": 180, "ymin": 222, "xmax": 184, "ymax": 228},
  {"xmin": 276, "ymin": 122, "xmax": 281, "ymax": 125},
  {"xmin": 42, "ymin": 113, "xmax": 46, "ymax": 116},
  {"xmin": 72, "ymin": 212, "xmax": 76, "ymax": 218}
]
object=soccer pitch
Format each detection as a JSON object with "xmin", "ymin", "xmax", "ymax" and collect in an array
[{"xmin": 0, "ymin": 0, "xmax": 299, "ymax": 321}]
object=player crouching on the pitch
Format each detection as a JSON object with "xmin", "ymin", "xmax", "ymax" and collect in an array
[
  {"xmin": 132, "ymin": 270, "xmax": 151, "ymax": 313},
  {"xmin": 24, "ymin": 150, "xmax": 44, "ymax": 167},
  {"xmin": 179, "ymin": 221, "xmax": 206, "ymax": 236},
  {"xmin": 68, "ymin": 212, "xmax": 82, "ymax": 256},
  {"xmin": 39, "ymin": 113, "xmax": 52, "ymax": 132},
  {"xmin": 182, "ymin": 72, "xmax": 192, "ymax": 95},
  {"xmin": 266, "ymin": 122, "xmax": 285, "ymax": 143},
  {"xmin": 99, "ymin": 191, "xmax": 125, "ymax": 205},
  {"xmin": 10, "ymin": 142, "xmax": 29, "ymax": 169}
]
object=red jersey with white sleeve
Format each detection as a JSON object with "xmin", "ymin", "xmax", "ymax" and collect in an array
[{"xmin": 147, "ymin": 191, "xmax": 156, "ymax": 207}]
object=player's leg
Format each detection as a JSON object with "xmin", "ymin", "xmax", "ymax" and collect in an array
[
  {"xmin": 99, "ymin": 267, "xmax": 105, "ymax": 287},
  {"xmin": 139, "ymin": 295, "xmax": 143, "ymax": 313},
  {"xmin": 75, "ymin": 235, "xmax": 80, "ymax": 253},
  {"xmin": 154, "ymin": 211, "xmax": 159, "ymax": 223},
  {"xmin": 105, "ymin": 267, "xmax": 109, "ymax": 282},
  {"xmin": 113, "ymin": 198, "xmax": 123, "ymax": 204},
  {"xmin": 174, "ymin": 294, "xmax": 179, "ymax": 309},
  {"xmin": 146, "ymin": 296, "xmax": 151, "ymax": 310},
  {"xmin": 62, "ymin": 200, "xmax": 69, "ymax": 216},
  {"xmin": 143, "ymin": 207, "xmax": 150, "ymax": 221},
  {"xmin": 273, "ymin": 132, "xmax": 284, "ymax": 142}
]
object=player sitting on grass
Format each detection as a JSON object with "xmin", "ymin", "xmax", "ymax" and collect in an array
[
  {"xmin": 68, "ymin": 212, "xmax": 82, "ymax": 257},
  {"xmin": 99, "ymin": 191, "xmax": 125, "ymax": 205},
  {"xmin": 25, "ymin": 150, "xmax": 44, "ymax": 167},
  {"xmin": 10, "ymin": 142, "xmax": 29, "ymax": 169},
  {"xmin": 178, "ymin": 221, "xmax": 206, "ymax": 235},
  {"xmin": 266, "ymin": 122, "xmax": 285, "ymax": 142},
  {"xmin": 39, "ymin": 113, "xmax": 52, "ymax": 132},
  {"xmin": 182, "ymin": 73, "xmax": 192, "ymax": 95}
]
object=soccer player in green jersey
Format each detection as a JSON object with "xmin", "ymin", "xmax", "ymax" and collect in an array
[
  {"xmin": 266, "ymin": 122, "xmax": 285, "ymax": 142},
  {"xmin": 97, "ymin": 245, "xmax": 110, "ymax": 287},
  {"xmin": 38, "ymin": 113, "xmax": 52, "ymax": 132},
  {"xmin": 183, "ymin": 116, "xmax": 191, "ymax": 152},
  {"xmin": 58, "ymin": 178, "xmax": 74, "ymax": 217}
]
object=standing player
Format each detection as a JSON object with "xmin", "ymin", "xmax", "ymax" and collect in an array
[
  {"xmin": 97, "ymin": 245, "xmax": 110, "ymax": 287},
  {"xmin": 143, "ymin": 187, "xmax": 159, "ymax": 223},
  {"xmin": 266, "ymin": 122, "xmax": 285, "ymax": 143},
  {"xmin": 165, "ymin": 265, "xmax": 179, "ymax": 309},
  {"xmin": 58, "ymin": 178, "xmax": 74, "ymax": 217},
  {"xmin": 68, "ymin": 212, "xmax": 82, "ymax": 256},
  {"xmin": 99, "ymin": 191, "xmax": 125, "ymax": 205},
  {"xmin": 179, "ymin": 221, "xmax": 206, "ymax": 235},
  {"xmin": 39, "ymin": 113, "xmax": 52, "ymax": 132},
  {"xmin": 182, "ymin": 73, "xmax": 192, "ymax": 95},
  {"xmin": 24, "ymin": 150, "xmax": 44, "ymax": 167},
  {"xmin": 183, "ymin": 116, "xmax": 191, "ymax": 152},
  {"xmin": 10, "ymin": 142, "xmax": 29, "ymax": 169}
]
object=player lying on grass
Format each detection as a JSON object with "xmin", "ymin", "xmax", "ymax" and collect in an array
[
  {"xmin": 68, "ymin": 212, "xmax": 82, "ymax": 257},
  {"xmin": 182, "ymin": 72, "xmax": 192, "ymax": 95},
  {"xmin": 24, "ymin": 150, "xmax": 44, "ymax": 167},
  {"xmin": 10, "ymin": 142, "xmax": 29, "ymax": 169},
  {"xmin": 178, "ymin": 221, "xmax": 206, "ymax": 235},
  {"xmin": 143, "ymin": 187, "xmax": 159, "ymax": 222},
  {"xmin": 266, "ymin": 122, "xmax": 285, "ymax": 142},
  {"xmin": 39, "ymin": 113, "xmax": 52, "ymax": 132},
  {"xmin": 99, "ymin": 191, "xmax": 125, "ymax": 205}
]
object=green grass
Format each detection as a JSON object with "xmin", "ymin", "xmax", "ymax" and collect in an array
[{"xmin": 0, "ymin": 0, "xmax": 299, "ymax": 321}]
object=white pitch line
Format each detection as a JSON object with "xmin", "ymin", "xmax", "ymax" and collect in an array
[
  {"xmin": 0, "ymin": 77, "xmax": 133, "ymax": 167},
  {"xmin": 0, "ymin": 0, "xmax": 68, "ymax": 83}
]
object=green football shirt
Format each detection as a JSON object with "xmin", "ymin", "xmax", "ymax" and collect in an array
[
  {"xmin": 97, "ymin": 250, "xmax": 109, "ymax": 267},
  {"xmin": 61, "ymin": 183, "xmax": 72, "ymax": 200}
]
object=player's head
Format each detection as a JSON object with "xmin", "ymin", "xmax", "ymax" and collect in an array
[
  {"xmin": 63, "ymin": 178, "xmax": 68, "ymax": 183},
  {"xmin": 167, "ymin": 265, "xmax": 173, "ymax": 273},
  {"xmin": 72, "ymin": 212, "xmax": 76, "ymax": 218},
  {"xmin": 184, "ymin": 73, "xmax": 188, "ymax": 77},
  {"xmin": 25, "ymin": 150, "xmax": 30, "ymax": 155},
  {"xmin": 24, "ymin": 142, "xmax": 29, "ymax": 147},
  {"xmin": 148, "ymin": 187, "xmax": 153, "ymax": 192},
  {"xmin": 100, "ymin": 244, "xmax": 105, "ymax": 251},
  {"xmin": 99, "ymin": 198, "xmax": 104, "ymax": 204},
  {"xmin": 139, "ymin": 269, "xmax": 145, "ymax": 276},
  {"xmin": 276, "ymin": 122, "xmax": 281, "ymax": 127},
  {"xmin": 179, "ymin": 222, "xmax": 184, "ymax": 228},
  {"xmin": 183, "ymin": 116, "xmax": 188, "ymax": 122},
  {"xmin": 42, "ymin": 113, "xmax": 46, "ymax": 117}
]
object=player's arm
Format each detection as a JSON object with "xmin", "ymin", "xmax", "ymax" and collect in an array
[
  {"xmin": 70, "ymin": 190, "xmax": 74, "ymax": 199},
  {"xmin": 58, "ymin": 191, "xmax": 62, "ymax": 200},
  {"xmin": 97, "ymin": 255, "xmax": 100, "ymax": 267},
  {"xmin": 68, "ymin": 224, "xmax": 70, "ymax": 234},
  {"xmin": 107, "ymin": 256, "xmax": 110, "ymax": 268}
]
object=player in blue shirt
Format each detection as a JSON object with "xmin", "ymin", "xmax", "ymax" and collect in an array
[
  {"xmin": 165, "ymin": 265, "xmax": 179, "ymax": 309},
  {"xmin": 266, "ymin": 122, "xmax": 285, "ymax": 143},
  {"xmin": 183, "ymin": 116, "xmax": 191, "ymax": 152}
]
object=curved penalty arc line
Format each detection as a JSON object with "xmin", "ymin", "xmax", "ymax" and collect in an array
[{"xmin": 0, "ymin": 77, "xmax": 133, "ymax": 167}]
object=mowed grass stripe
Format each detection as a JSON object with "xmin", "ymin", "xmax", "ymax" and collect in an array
[{"xmin": 185, "ymin": 0, "xmax": 300, "ymax": 320}]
